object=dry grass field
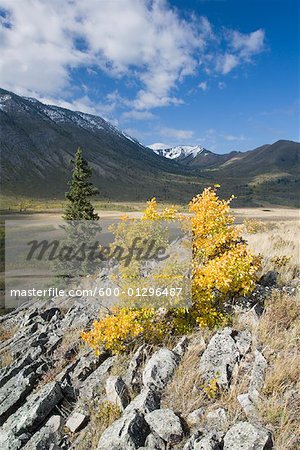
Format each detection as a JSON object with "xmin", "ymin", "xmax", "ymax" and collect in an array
[
  {"xmin": 241, "ymin": 218, "xmax": 299, "ymax": 284},
  {"xmin": 161, "ymin": 211, "xmax": 300, "ymax": 449}
]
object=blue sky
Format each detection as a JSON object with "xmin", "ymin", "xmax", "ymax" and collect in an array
[{"xmin": 0, "ymin": 0, "xmax": 298, "ymax": 153}]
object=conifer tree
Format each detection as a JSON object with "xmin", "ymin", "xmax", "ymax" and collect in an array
[{"xmin": 63, "ymin": 147, "xmax": 99, "ymax": 221}]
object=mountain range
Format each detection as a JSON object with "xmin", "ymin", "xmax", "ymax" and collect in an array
[
  {"xmin": 0, "ymin": 88, "xmax": 299, "ymax": 207},
  {"xmin": 148, "ymin": 144, "xmax": 240, "ymax": 167}
]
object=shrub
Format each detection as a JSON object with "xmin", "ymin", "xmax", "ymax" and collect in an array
[
  {"xmin": 82, "ymin": 187, "xmax": 261, "ymax": 353},
  {"xmin": 243, "ymin": 218, "xmax": 267, "ymax": 234}
]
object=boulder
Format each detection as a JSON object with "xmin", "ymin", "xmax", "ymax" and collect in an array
[
  {"xmin": 46, "ymin": 415, "xmax": 64, "ymax": 432},
  {"xmin": 249, "ymin": 351, "xmax": 268, "ymax": 405},
  {"xmin": 259, "ymin": 271, "xmax": 278, "ymax": 287},
  {"xmin": 125, "ymin": 388, "xmax": 161, "ymax": 414},
  {"xmin": 184, "ymin": 431, "xmax": 223, "ymax": 450},
  {"xmin": 143, "ymin": 348, "xmax": 179, "ymax": 391},
  {"xmin": 65, "ymin": 412, "xmax": 88, "ymax": 433},
  {"xmin": 77, "ymin": 356, "xmax": 115, "ymax": 402},
  {"xmin": 223, "ymin": 422, "xmax": 273, "ymax": 450},
  {"xmin": 22, "ymin": 427, "xmax": 59, "ymax": 450},
  {"xmin": 106, "ymin": 376, "xmax": 131, "ymax": 410},
  {"xmin": 40, "ymin": 308, "xmax": 61, "ymax": 322},
  {"xmin": 199, "ymin": 328, "xmax": 250, "ymax": 388},
  {"xmin": 172, "ymin": 336, "xmax": 189, "ymax": 358},
  {"xmin": 97, "ymin": 409, "xmax": 150, "ymax": 450},
  {"xmin": 145, "ymin": 432, "xmax": 166, "ymax": 449},
  {"xmin": 237, "ymin": 394, "xmax": 260, "ymax": 421},
  {"xmin": 70, "ymin": 351, "xmax": 108, "ymax": 387},
  {"xmin": 194, "ymin": 434, "xmax": 223, "ymax": 450},
  {"xmin": 0, "ymin": 366, "xmax": 39, "ymax": 425},
  {"xmin": 234, "ymin": 330, "xmax": 252, "ymax": 355},
  {"xmin": 187, "ymin": 407, "xmax": 205, "ymax": 427},
  {"xmin": 206, "ymin": 408, "xmax": 227, "ymax": 435},
  {"xmin": 125, "ymin": 344, "xmax": 148, "ymax": 393},
  {"xmin": 145, "ymin": 408, "xmax": 183, "ymax": 444},
  {"xmin": 0, "ymin": 381, "xmax": 63, "ymax": 449}
]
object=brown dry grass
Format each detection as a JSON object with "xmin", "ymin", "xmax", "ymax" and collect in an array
[
  {"xmin": 74, "ymin": 401, "xmax": 122, "ymax": 450},
  {"xmin": 0, "ymin": 324, "xmax": 18, "ymax": 342},
  {"xmin": 39, "ymin": 327, "xmax": 83, "ymax": 386},
  {"xmin": 257, "ymin": 291, "xmax": 300, "ymax": 449},
  {"xmin": 242, "ymin": 220, "xmax": 300, "ymax": 284},
  {"xmin": 162, "ymin": 290, "xmax": 300, "ymax": 449},
  {"xmin": 161, "ymin": 330, "xmax": 216, "ymax": 417},
  {"xmin": 0, "ymin": 349, "xmax": 14, "ymax": 368}
]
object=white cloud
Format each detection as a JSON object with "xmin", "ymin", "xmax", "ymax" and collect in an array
[
  {"xmin": 230, "ymin": 29, "xmax": 265, "ymax": 57},
  {"xmin": 35, "ymin": 94, "xmax": 118, "ymax": 124},
  {"xmin": 217, "ymin": 53, "xmax": 239, "ymax": 74},
  {"xmin": 198, "ymin": 81, "xmax": 208, "ymax": 91},
  {"xmin": 160, "ymin": 127, "xmax": 194, "ymax": 140},
  {"xmin": 0, "ymin": 0, "xmax": 266, "ymax": 112},
  {"xmin": 223, "ymin": 134, "xmax": 247, "ymax": 141},
  {"xmin": 0, "ymin": 0, "xmax": 210, "ymax": 109},
  {"xmin": 147, "ymin": 142, "xmax": 170, "ymax": 150},
  {"xmin": 216, "ymin": 28, "xmax": 265, "ymax": 74},
  {"xmin": 122, "ymin": 110, "xmax": 156, "ymax": 121},
  {"xmin": 218, "ymin": 81, "xmax": 226, "ymax": 90}
]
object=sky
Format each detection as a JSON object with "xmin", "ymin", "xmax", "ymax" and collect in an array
[{"xmin": 0, "ymin": 0, "xmax": 299, "ymax": 153}]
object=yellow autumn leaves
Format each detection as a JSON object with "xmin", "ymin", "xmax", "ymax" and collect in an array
[{"xmin": 82, "ymin": 186, "xmax": 261, "ymax": 353}]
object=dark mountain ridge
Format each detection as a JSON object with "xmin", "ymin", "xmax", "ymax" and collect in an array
[{"xmin": 0, "ymin": 88, "xmax": 299, "ymax": 206}]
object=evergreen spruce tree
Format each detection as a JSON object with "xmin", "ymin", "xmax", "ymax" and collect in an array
[
  {"xmin": 63, "ymin": 147, "xmax": 99, "ymax": 221},
  {"xmin": 52, "ymin": 148, "xmax": 100, "ymax": 281}
]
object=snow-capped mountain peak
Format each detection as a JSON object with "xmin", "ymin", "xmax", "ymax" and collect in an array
[
  {"xmin": 148, "ymin": 144, "xmax": 205, "ymax": 161},
  {"xmin": 0, "ymin": 89, "xmax": 142, "ymax": 149}
]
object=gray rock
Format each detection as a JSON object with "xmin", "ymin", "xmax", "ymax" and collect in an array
[
  {"xmin": 125, "ymin": 388, "xmax": 161, "ymax": 414},
  {"xmin": 70, "ymin": 351, "xmax": 108, "ymax": 387},
  {"xmin": 183, "ymin": 431, "xmax": 201, "ymax": 450},
  {"xmin": 145, "ymin": 432, "xmax": 166, "ymax": 449},
  {"xmin": 199, "ymin": 328, "xmax": 250, "ymax": 388},
  {"xmin": 22, "ymin": 427, "xmax": 58, "ymax": 450},
  {"xmin": 0, "ymin": 366, "xmax": 38, "ymax": 425},
  {"xmin": 143, "ymin": 348, "xmax": 179, "ymax": 391},
  {"xmin": 187, "ymin": 407, "xmax": 205, "ymax": 427},
  {"xmin": 249, "ymin": 351, "xmax": 268, "ymax": 405},
  {"xmin": 259, "ymin": 271, "xmax": 278, "ymax": 287},
  {"xmin": 194, "ymin": 435, "xmax": 223, "ymax": 450},
  {"xmin": 237, "ymin": 393, "xmax": 260, "ymax": 421},
  {"xmin": 0, "ymin": 381, "xmax": 63, "ymax": 449},
  {"xmin": 46, "ymin": 415, "xmax": 64, "ymax": 432},
  {"xmin": 65, "ymin": 412, "xmax": 88, "ymax": 433},
  {"xmin": 183, "ymin": 431, "xmax": 223, "ymax": 450},
  {"xmin": 40, "ymin": 307, "xmax": 61, "ymax": 322},
  {"xmin": 206, "ymin": 408, "xmax": 227, "ymax": 434},
  {"xmin": 223, "ymin": 421, "xmax": 273, "ymax": 450},
  {"xmin": 97, "ymin": 409, "xmax": 150, "ymax": 450},
  {"xmin": 106, "ymin": 376, "xmax": 131, "ymax": 410},
  {"xmin": 145, "ymin": 408, "xmax": 183, "ymax": 444},
  {"xmin": 234, "ymin": 330, "xmax": 252, "ymax": 355},
  {"xmin": 173, "ymin": 336, "xmax": 189, "ymax": 358},
  {"xmin": 0, "ymin": 354, "xmax": 36, "ymax": 388},
  {"xmin": 78, "ymin": 356, "xmax": 115, "ymax": 401},
  {"xmin": 125, "ymin": 344, "xmax": 148, "ymax": 393}
]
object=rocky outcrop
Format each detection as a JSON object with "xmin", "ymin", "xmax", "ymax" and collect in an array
[
  {"xmin": 142, "ymin": 348, "xmax": 180, "ymax": 390},
  {"xmin": 199, "ymin": 327, "xmax": 251, "ymax": 388},
  {"xmin": 144, "ymin": 409, "xmax": 183, "ymax": 444},
  {"xmin": 223, "ymin": 421, "xmax": 273, "ymax": 450},
  {"xmin": 97, "ymin": 410, "xmax": 150, "ymax": 450},
  {"xmin": 0, "ymin": 296, "xmax": 275, "ymax": 450}
]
